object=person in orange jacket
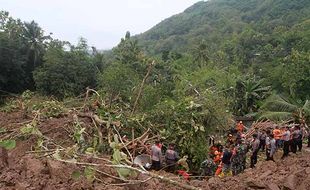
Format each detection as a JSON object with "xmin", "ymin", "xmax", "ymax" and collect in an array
[
  {"xmin": 215, "ymin": 163, "xmax": 223, "ymax": 176},
  {"xmin": 213, "ymin": 150, "xmax": 222, "ymax": 164},
  {"xmin": 236, "ymin": 121, "xmax": 245, "ymax": 133},
  {"xmin": 273, "ymin": 126, "xmax": 281, "ymax": 148}
]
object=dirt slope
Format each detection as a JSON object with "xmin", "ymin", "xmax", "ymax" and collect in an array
[
  {"xmin": 205, "ymin": 150, "xmax": 310, "ymax": 190},
  {"xmin": 1, "ymin": 111, "xmax": 310, "ymax": 190}
]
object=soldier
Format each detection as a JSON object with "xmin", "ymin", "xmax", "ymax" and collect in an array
[
  {"xmin": 240, "ymin": 139, "xmax": 250, "ymax": 171},
  {"xmin": 230, "ymin": 144, "xmax": 239, "ymax": 175},
  {"xmin": 199, "ymin": 158, "xmax": 217, "ymax": 177}
]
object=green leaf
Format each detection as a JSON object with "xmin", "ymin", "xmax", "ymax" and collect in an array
[
  {"xmin": 0, "ymin": 128, "xmax": 7, "ymax": 133},
  {"xmin": 0, "ymin": 140, "xmax": 16, "ymax": 150},
  {"xmin": 20, "ymin": 124, "xmax": 42, "ymax": 136},
  {"xmin": 116, "ymin": 168, "xmax": 132, "ymax": 180},
  {"xmin": 112, "ymin": 149, "xmax": 122, "ymax": 163},
  {"xmin": 52, "ymin": 149, "xmax": 61, "ymax": 160},
  {"xmin": 85, "ymin": 147, "xmax": 95, "ymax": 154},
  {"xmin": 259, "ymin": 111, "xmax": 292, "ymax": 121},
  {"xmin": 84, "ymin": 166, "xmax": 95, "ymax": 182},
  {"xmin": 71, "ymin": 170, "xmax": 81, "ymax": 180}
]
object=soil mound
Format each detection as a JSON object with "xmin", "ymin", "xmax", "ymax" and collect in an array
[{"xmin": 1, "ymin": 111, "xmax": 310, "ymax": 190}]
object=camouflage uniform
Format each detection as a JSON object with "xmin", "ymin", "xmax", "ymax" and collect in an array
[
  {"xmin": 200, "ymin": 159, "xmax": 217, "ymax": 177},
  {"xmin": 231, "ymin": 144, "xmax": 248, "ymax": 175},
  {"xmin": 240, "ymin": 143, "xmax": 249, "ymax": 171},
  {"xmin": 230, "ymin": 148, "xmax": 240, "ymax": 175}
]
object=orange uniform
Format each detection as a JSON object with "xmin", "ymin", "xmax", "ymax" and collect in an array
[
  {"xmin": 236, "ymin": 121, "xmax": 245, "ymax": 133},
  {"xmin": 213, "ymin": 151, "xmax": 222, "ymax": 163},
  {"xmin": 273, "ymin": 129, "xmax": 281, "ymax": 140}
]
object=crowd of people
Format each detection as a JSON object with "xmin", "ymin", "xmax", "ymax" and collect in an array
[
  {"xmin": 149, "ymin": 120, "xmax": 310, "ymax": 178},
  {"xmin": 202, "ymin": 121, "xmax": 309, "ymax": 177}
]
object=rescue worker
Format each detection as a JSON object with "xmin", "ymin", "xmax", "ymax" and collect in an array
[
  {"xmin": 291, "ymin": 126, "xmax": 302, "ymax": 153},
  {"xmin": 265, "ymin": 130, "xmax": 272, "ymax": 161},
  {"xmin": 240, "ymin": 139, "xmax": 249, "ymax": 171},
  {"xmin": 227, "ymin": 134, "xmax": 234, "ymax": 146},
  {"xmin": 200, "ymin": 158, "xmax": 217, "ymax": 177},
  {"xmin": 220, "ymin": 144, "xmax": 233, "ymax": 177},
  {"xmin": 259, "ymin": 130, "xmax": 267, "ymax": 151},
  {"xmin": 236, "ymin": 121, "xmax": 245, "ymax": 133},
  {"xmin": 279, "ymin": 126, "xmax": 285, "ymax": 148},
  {"xmin": 281, "ymin": 126, "xmax": 291, "ymax": 159},
  {"xmin": 151, "ymin": 140, "xmax": 162, "ymax": 170},
  {"xmin": 250, "ymin": 134, "xmax": 260, "ymax": 168},
  {"xmin": 269, "ymin": 134, "xmax": 276, "ymax": 161},
  {"xmin": 165, "ymin": 143, "xmax": 179, "ymax": 173},
  {"xmin": 209, "ymin": 144, "xmax": 218, "ymax": 159},
  {"xmin": 231, "ymin": 139, "xmax": 245, "ymax": 175},
  {"xmin": 213, "ymin": 149, "xmax": 222, "ymax": 164},
  {"xmin": 230, "ymin": 144, "xmax": 239, "ymax": 175},
  {"xmin": 273, "ymin": 126, "xmax": 281, "ymax": 148}
]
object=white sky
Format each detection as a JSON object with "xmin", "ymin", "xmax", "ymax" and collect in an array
[{"xmin": 1, "ymin": 0, "xmax": 202, "ymax": 49}]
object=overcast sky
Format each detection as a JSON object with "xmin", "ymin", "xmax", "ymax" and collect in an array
[{"xmin": 1, "ymin": 0, "xmax": 202, "ymax": 49}]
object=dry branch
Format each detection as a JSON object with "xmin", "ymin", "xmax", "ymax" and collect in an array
[{"xmin": 107, "ymin": 164, "xmax": 201, "ymax": 190}]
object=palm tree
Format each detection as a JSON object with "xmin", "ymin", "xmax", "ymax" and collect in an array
[
  {"xmin": 23, "ymin": 21, "xmax": 50, "ymax": 67},
  {"xmin": 234, "ymin": 77, "xmax": 271, "ymax": 115},
  {"xmin": 193, "ymin": 40, "xmax": 209, "ymax": 68},
  {"xmin": 259, "ymin": 94, "xmax": 310, "ymax": 123}
]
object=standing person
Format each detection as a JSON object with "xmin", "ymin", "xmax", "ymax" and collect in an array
[
  {"xmin": 227, "ymin": 134, "xmax": 234, "ymax": 146},
  {"xmin": 260, "ymin": 131, "xmax": 266, "ymax": 150},
  {"xmin": 289, "ymin": 127, "xmax": 295, "ymax": 153},
  {"xmin": 273, "ymin": 126, "xmax": 281, "ymax": 148},
  {"xmin": 236, "ymin": 121, "xmax": 245, "ymax": 133},
  {"xmin": 292, "ymin": 126, "xmax": 302, "ymax": 152},
  {"xmin": 250, "ymin": 134, "xmax": 260, "ymax": 168},
  {"xmin": 165, "ymin": 143, "xmax": 179, "ymax": 173},
  {"xmin": 240, "ymin": 139, "xmax": 249, "ymax": 171},
  {"xmin": 279, "ymin": 126, "xmax": 285, "ymax": 148},
  {"xmin": 281, "ymin": 127, "xmax": 291, "ymax": 159},
  {"xmin": 269, "ymin": 134, "xmax": 276, "ymax": 161},
  {"xmin": 221, "ymin": 144, "xmax": 233, "ymax": 176},
  {"xmin": 231, "ymin": 144, "xmax": 239, "ymax": 175},
  {"xmin": 259, "ymin": 130, "xmax": 267, "ymax": 151},
  {"xmin": 265, "ymin": 130, "xmax": 272, "ymax": 161},
  {"xmin": 151, "ymin": 140, "xmax": 162, "ymax": 170}
]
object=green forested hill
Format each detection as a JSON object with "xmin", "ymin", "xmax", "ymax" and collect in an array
[{"xmin": 136, "ymin": 0, "xmax": 310, "ymax": 55}]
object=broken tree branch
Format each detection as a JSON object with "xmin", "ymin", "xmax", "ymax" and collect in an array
[{"xmin": 107, "ymin": 164, "xmax": 201, "ymax": 190}]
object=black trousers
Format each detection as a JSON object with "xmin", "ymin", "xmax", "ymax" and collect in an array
[
  {"xmin": 291, "ymin": 139, "xmax": 297, "ymax": 153},
  {"xmin": 250, "ymin": 150, "xmax": 258, "ymax": 168},
  {"xmin": 165, "ymin": 159, "xmax": 177, "ymax": 173},
  {"xmin": 295, "ymin": 139, "xmax": 302, "ymax": 151},
  {"xmin": 152, "ymin": 160, "xmax": 161, "ymax": 171},
  {"xmin": 266, "ymin": 148, "xmax": 271, "ymax": 160},
  {"xmin": 282, "ymin": 141, "xmax": 290, "ymax": 158},
  {"xmin": 308, "ymin": 136, "xmax": 310, "ymax": 147},
  {"xmin": 259, "ymin": 140, "xmax": 266, "ymax": 151}
]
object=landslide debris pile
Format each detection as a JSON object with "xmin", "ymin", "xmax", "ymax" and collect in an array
[
  {"xmin": 1, "ymin": 109, "xmax": 310, "ymax": 190},
  {"xmin": 206, "ymin": 151, "xmax": 310, "ymax": 190}
]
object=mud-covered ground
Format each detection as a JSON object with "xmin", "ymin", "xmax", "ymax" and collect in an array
[{"xmin": 0, "ymin": 111, "xmax": 309, "ymax": 190}]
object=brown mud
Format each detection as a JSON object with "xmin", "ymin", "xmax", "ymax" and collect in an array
[{"xmin": 0, "ymin": 111, "xmax": 309, "ymax": 190}]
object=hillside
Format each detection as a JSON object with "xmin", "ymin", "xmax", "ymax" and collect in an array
[
  {"xmin": 1, "ymin": 107, "xmax": 310, "ymax": 190},
  {"xmin": 0, "ymin": 109, "xmax": 310, "ymax": 190},
  {"xmin": 136, "ymin": 0, "xmax": 310, "ymax": 55}
]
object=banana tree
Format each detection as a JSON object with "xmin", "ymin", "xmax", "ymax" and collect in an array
[
  {"xmin": 234, "ymin": 77, "xmax": 271, "ymax": 116},
  {"xmin": 259, "ymin": 94, "xmax": 310, "ymax": 124}
]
